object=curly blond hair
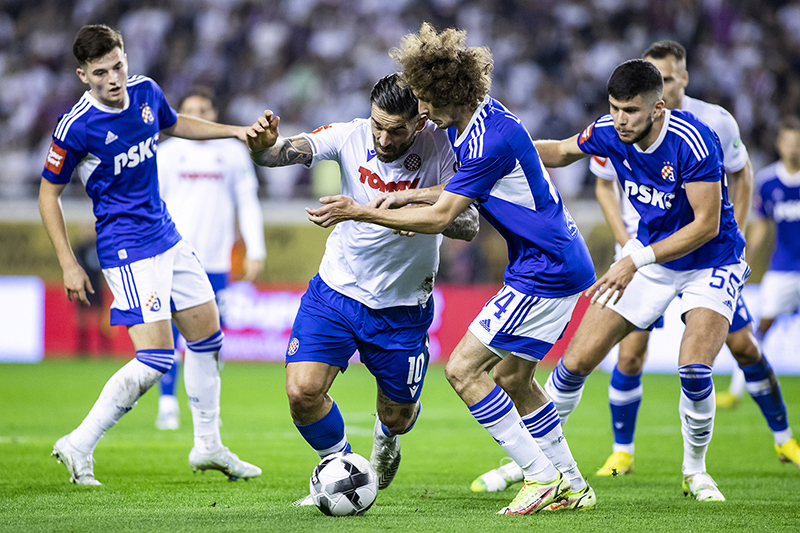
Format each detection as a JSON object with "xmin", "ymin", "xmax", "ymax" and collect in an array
[{"xmin": 390, "ymin": 22, "xmax": 493, "ymax": 109}]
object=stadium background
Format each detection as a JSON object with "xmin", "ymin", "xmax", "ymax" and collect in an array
[{"xmin": 1, "ymin": 0, "xmax": 799, "ymax": 366}]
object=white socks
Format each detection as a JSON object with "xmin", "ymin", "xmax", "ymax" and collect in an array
[
  {"xmin": 679, "ymin": 388, "xmax": 715, "ymax": 475},
  {"xmin": 184, "ymin": 347, "xmax": 223, "ymax": 454},
  {"xmin": 70, "ymin": 358, "xmax": 164, "ymax": 452}
]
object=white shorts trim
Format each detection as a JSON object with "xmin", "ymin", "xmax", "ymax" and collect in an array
[
  {"xmin": 760, "ymin": 270, "xmax": 800, "ymax": 319},
  {"xmin": 103, "ymin": 240, "xmax": 215, "ymax": 325},
  {"xmin": 468, "ymin": 285, "xmax": 581, "ymax": 361}
]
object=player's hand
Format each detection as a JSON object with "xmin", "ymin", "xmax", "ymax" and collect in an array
[
  {"xmin": 306, "ymin": 195, "xmax": 363, "ymax": 228},
  {"xmin": 368, "ymin": 192, "xmax": 408, "ymax": 210},
  {"xmin": 63, "ymin": 262, "xmax": 94, "ymax": 307},
  {"xmin": 246, "ymin": 110, "xmax": 281, "ymax": 153},
  {"xmin": 241, "ymin": 258, "xmax": 264, "ymax": 283},
  {"xmin": 584, "ymin": 256, "xmax": 637, "ymax": 308}
]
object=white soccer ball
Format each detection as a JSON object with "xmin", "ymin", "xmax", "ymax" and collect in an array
[{"xmin": 309, "ymin": 451, "xmax": 378, "ymax": 516}]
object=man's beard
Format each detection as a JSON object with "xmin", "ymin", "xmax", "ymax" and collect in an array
[
  {"xmin": 620, "ymin": 115, "xmax": 654, "ymax": 145},
  {"xmin": 374, "ymin": 136, "xmax": 415, "ymax": 163}
]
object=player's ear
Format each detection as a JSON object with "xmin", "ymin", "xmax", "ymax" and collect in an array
[
  {"xmin": 76, "ymin": 67, "xmax": 89, "ymax": 85},
  {"xmin": 414, "ymin": 116, "xmax": 427, "ymax": 131}
]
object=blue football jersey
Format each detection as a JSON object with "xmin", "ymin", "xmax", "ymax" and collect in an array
[
  {"xmin": 755, "ymin": 162, "xmax": 800, "ymax": 271},
  {"xmin": 443, "ymin": 96, "xmax": 596, "ymax": 298},
  {"xmin": 42, "ymin": 76, "xmax": 181, "ymax": 268},
  {"xmin": 578, "ymin": 109, "xmax": 745, "ymax": 271}
]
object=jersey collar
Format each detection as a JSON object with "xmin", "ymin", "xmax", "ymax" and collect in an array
[
  {"xmin": 84, "ymin": 89, "xmax": 131, "ymax": 114},
  {"xmin": 776, "ymin": 162, "xmax": 800, "ymax": 186},
  {"xmin": 634, "ymin": 109, "xmax": 670, "ymax": 154},
  {"xmin": 454, "ymin": 95, "xmax": 491, "ymax": 148}
]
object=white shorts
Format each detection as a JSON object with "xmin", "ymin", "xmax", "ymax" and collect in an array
[
  {"xmin": 760, "ymin": 270, "xmax": 800, "ymax": 319},
  {"xmin": 606, "ymin": 258, "xmax": 750, "ymax": 329},
  {"xmin": 468, "ymin": 284, "xmax": 581, "ymax": 362},
  {"xmin": 103, "ymin": 240, "xmax": 215, "ymax": 326}
]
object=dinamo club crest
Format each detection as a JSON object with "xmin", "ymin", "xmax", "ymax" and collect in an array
[
  {"xmin": 141, "ymin": 104, "xmax": 155, "ymax": 125},
  {"xmin": 661, "ymin": 162, "xmax": 675, "ymax": 182}
]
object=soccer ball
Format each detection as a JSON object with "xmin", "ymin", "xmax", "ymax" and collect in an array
[{"xmin": 309, "ymin": 451, "xmax": 378, "ymax": 516}]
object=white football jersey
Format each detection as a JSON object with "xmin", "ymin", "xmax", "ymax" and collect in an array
[
  {"xmin": 303, "ymin": 119, "xmax": 457, "ymax": 308},
  {"xmin": 158, "ymin": 138, "xmax": 266, "ymax": 273},
  {"xmin": 590, "ymin": 94, "xmax": 750, "ymax": 239}
]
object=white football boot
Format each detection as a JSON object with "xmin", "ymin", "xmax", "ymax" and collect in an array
[
  {"xmin": 52, "ymin": 435, "xmax": 101, "ymax": 486},
  {"xmin": 189, "ymin": 446, "xmax": 261, "ymax": 481},
  {"xmin": 369, "ymin": 415, "xmax": 401, "ymax": 490}
]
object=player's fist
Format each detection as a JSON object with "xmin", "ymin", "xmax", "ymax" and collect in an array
[{"xmin": 246, "ymin": 110, "xmax": 281, "ymax": 153}]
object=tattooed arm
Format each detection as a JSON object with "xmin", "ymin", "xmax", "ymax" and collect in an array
[
  {"xmin": 442, "ymin": 204, "xmax": 479, "ymax": 241},
  {"xmin": 246, "ymin": 110, "xmax": 312, "ymax": 167}
]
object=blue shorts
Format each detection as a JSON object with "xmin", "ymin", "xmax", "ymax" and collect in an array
[
  {"xmin": 729, "ymin": 294, "xmax": 753, "ymax": 333},
  {"xmin": 286, "ymin": 275, "xmax": 433, "ymax": 404}
]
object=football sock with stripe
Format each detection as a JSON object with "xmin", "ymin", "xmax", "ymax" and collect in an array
[
  {"xmin": 608, "ymin": 366, "xmax": 642, "ymax": 454},
  {"xmin": 741, "ymin": 355, "xmax": 792, "ymax": 445},
  {"xmin": 295, "ymin": 401, "xmax": 351, "ymax": 457},
  {"xmin": 524, "ymin": 401, "xmax": 586, "ymax": 490},
  {"xmin": 159, "ymin": 359, "xmax": 179, "ymax": 397},
  {"xmin": 469, "ymin": 385, "xmax": 558, "ymax": 482},
  {"xmin": 184, "ymin": 331, "xmax": 224, "ymax": 454},
  {"xmin": 679, "ymin": 364, "xmax": 715, "ymax": 475},
  {"xmin": 70, "ymin": 353, "xmax": 171, "ymax": 452},
  {"xmin": 544, "ymin": 358, "xmax": 588, "ymax": 424}
]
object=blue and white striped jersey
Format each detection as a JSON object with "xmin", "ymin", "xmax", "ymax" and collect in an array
[
  {"xmin": 42, "ymin": 76, "xmax": 181, "ymax": 268},
  {"xmin": 578, "ymin": 109, "xmax": 745, "ymax": 271},
  {"xmin": 443, "ymin": 96, "xmax": 595, "ymax": 298},
  {"xmin": 755, "ymin": 162, "xmax": 800, "ymax": 272}
]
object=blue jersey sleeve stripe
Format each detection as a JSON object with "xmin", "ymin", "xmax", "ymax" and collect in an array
[
  {"xmin": 671, "ymin": 116, "xmax": 709, "ymax": 157},
  {"xmin": 55, "ymin": 99, "xmax": 91, "ymax": 141},
  {"xmin": 668, "ymin": 127, "xmax": 704, "ymax": 161}
]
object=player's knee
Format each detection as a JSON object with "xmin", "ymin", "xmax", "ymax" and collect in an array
[
  {"xmin": 285, "ymin": 381, "xmax": 325, "ymax": 414},
  {"xmin": 492, "ymin": 370, "xmax": 529, "ymax": 400},
  {"xmin": 616, "ymin": 351, "xmax": 646, "ymax": 375},
  {"xmin": 444, "ymin": 356, "xmax": 471, "ymax": 394}
]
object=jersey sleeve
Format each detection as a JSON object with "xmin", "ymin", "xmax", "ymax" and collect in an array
[
  {"xmin": 41, "ymin": 134, "xmax": 85, "ymax": 185},
  {"xmin": 680, "ymin": 129, "xmax": 725, "ymax": 184},
  {"xmin": 589, "ymin": 155, "xmax": 617, "ymax": 181},
  {"xmin": 231, "ymin": 143, "xmax": 266, "ymax": 260},
  {"xmin": 150, "ymin": 79, "xmax": 178, "ymax": 130},
  {"xmin": 301, "ymin": 121, "xmax": 359, "ymax": 168},
  {"xmin": 444, "ymin": 150, "xmax": 517, "ymax": 201},
  {"xmin": 576, "ymin": 116, "xmax": 613, "ymax": 157}
]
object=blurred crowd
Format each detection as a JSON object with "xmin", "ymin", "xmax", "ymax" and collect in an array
[{"xmin": 2, "ymin": 0, "xmax": 800, "ymax": 201}]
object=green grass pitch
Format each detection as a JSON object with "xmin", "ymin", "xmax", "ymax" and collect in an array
[{"xmin": 1, "ymin": 360, "xmax": 799, "ymax": 532}]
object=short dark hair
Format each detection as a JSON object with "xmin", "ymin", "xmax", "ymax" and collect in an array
[
  {"xmin": 370, "ymin": 73, "xmax": 419, "ymax": 120},
  {"xmin": 607, "ymin": 59, "xmax": 663, "ymax": 102},
  {"xmin": 178, "ymin": 86, "xmax": 216, "ymax": 111},
  {"xmin": 73, "ymin": 24, "xmax": 124, "ymax": 66},
  {"xmin": 778, "ymin": 116, "xmax": 800, "ymax": 133},
  {"xmin": 643, "ymin": 40, "xmax": 687, "ymax": 63}
]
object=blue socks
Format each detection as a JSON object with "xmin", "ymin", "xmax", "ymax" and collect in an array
[
  {"xmin": 295, "ymin": 401, "xmax": 351, "ymax": 457},
  {"xmin": 741, "ymin": 355, "xmax": 789, "ymax": 434},
  {"xmin": 608, "ymin": 366, "xmax": 643, "ymax": 450}
]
